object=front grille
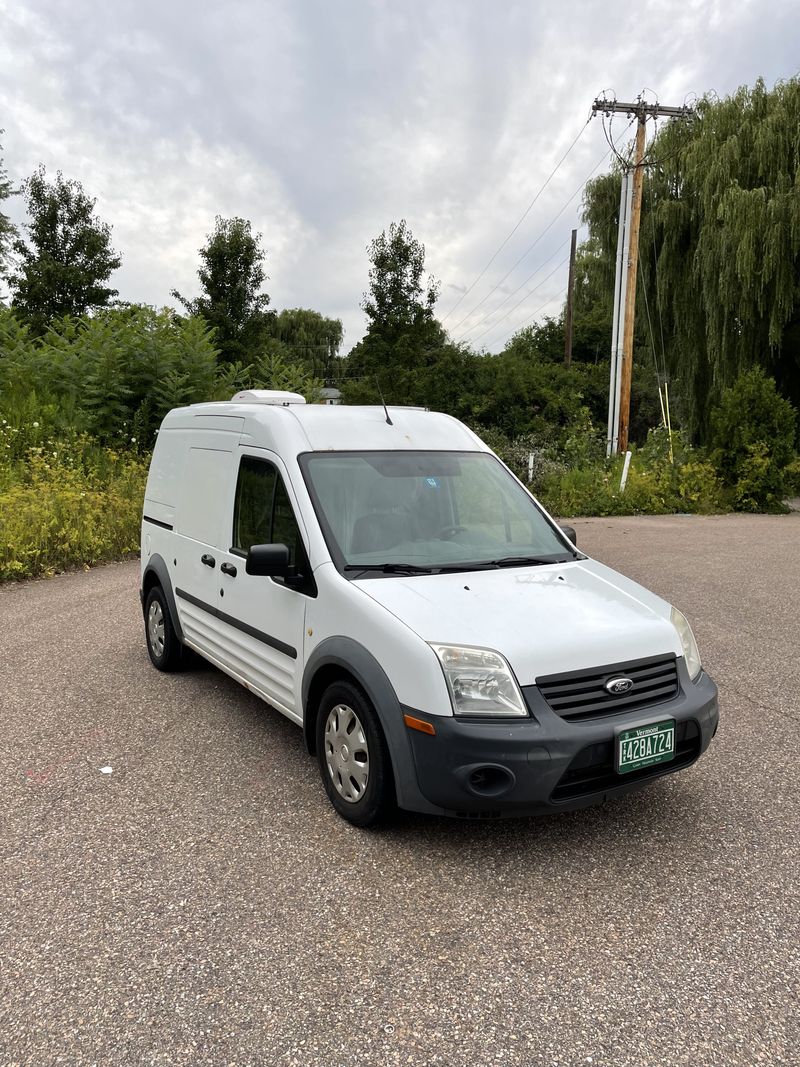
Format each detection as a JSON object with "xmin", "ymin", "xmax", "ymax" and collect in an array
[
  {"xmin": 537, "ymin": 655, "xmax": 679, "ymax": 722},
  {"xmin": 551, "ymin": 720, "xmax": 700, "ymax": 802}
]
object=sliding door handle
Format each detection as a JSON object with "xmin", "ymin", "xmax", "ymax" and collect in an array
[
  {"xmin": 220, "ymin": 562, "xmax": 238, "ymax": 577},
  {"xmin": 201, "ymin": 554, "xmax": 216, "ymax": 568}
]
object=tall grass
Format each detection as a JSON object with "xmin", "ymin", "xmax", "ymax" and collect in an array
[{"xmin": 0, "ymin": 428, "xmax": 147, "ymax": 580}]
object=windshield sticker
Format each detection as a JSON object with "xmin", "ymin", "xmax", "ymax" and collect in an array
[{"xmin": 425, "ymin": 477, "xmax": 439, "ymax": 489}]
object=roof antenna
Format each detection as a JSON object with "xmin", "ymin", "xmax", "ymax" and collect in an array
[{"xmin": 375, "ymin": 375, "xmax": 393, "ymax": 425}]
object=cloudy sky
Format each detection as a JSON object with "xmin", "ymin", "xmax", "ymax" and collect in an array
[{"xmin": 1, "ymin": 0, "xmax": 797, "ymax": 353}]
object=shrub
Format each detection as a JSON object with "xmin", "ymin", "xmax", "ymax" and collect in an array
[
  {"xmin": 0, "ymin": 437, "xmax": 148, "ymax": 580},
  {"xmin": 710, "ymin": 367, "xmax": 797, "ymax": 510},
  {"xmin": 783, "ymin": 456, "xmax": 800, "ymax": 496}
]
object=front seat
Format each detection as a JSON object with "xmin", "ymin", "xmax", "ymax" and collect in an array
[{"xmin": 350, "ymin": 480, "xmax": 412, "ymax": 555}]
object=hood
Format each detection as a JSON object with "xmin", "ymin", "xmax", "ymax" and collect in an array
[{"xmin": 354, "ymin": 558, "xmax": 681, "ymax": 685}]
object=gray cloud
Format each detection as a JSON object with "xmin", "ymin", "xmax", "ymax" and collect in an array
[{"xmin": 1, "ymin": 0, "xmax": 797, "ymax": 352}]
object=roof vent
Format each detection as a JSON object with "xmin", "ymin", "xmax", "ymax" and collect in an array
[{"xmin": 230, "ymin": 389, "xmax": 306, "ymax": 406}]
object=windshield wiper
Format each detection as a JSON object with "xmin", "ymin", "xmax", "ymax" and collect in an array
[
  {"xmin": 344, "ymin": 555, "xmax": 573, "ymax": 577},
  {"xmin": 435, "ymin": 561, "xmax": 500, "ymax": 573},
  {"xmin": 344, "ymin": 562, "xmax": 437, "ymax": 576},
  {"xmin": 488, "ymin": 555, "xmax": 566, "ymax": 568}
]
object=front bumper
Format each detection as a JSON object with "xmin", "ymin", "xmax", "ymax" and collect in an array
[{"xmin": 402, "ymin": 664, "xmax": 719, "ymax": 817}]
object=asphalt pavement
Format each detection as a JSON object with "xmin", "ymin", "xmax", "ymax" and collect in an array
[{"xmin": 1, "ymin": 514, "xmax": 798, "ymax": 1067}]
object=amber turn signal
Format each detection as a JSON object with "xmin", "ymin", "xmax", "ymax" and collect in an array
[{"xmin": 403, "ymin": 713, "xmax": 436, "ymax": 736}]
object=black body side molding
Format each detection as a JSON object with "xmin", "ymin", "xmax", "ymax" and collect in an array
[{"xmin": 175, "ymin": 587, "xmax": 297, "ymax": 660}]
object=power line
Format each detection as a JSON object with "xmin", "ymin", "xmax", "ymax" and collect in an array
[
  {"xmin": 496, "ymin": 291, "xmax": 567, "ymax": 349},
  {"xmin": 484, "ymin": 197, "xmax": 625, "ymax": 353},
  {"xmin": 452, "ymin": 238, "xmax": 567, "ymax": 341},
  {"xmin": 638, "ymin": 256, "xmax": 662, "ymax": 384},
  {"xmin": 448, "ymin": 138, "xmax": 625, "ymax": 339},
  {"xmin": 461, "ymin": 250, "xmax": 571, "ymax": 349},
  {"xmin": 441, "ymin": 115, "xmax": 593, "ymax": 324}
]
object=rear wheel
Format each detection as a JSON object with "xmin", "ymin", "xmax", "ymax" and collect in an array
[
  {"xmin": 144, "ymin": 585, "xmax": 184, "ymax": 672},
  {"xmin": 316, "ymin": 681, "xmax": 395, "ymax": 827}
]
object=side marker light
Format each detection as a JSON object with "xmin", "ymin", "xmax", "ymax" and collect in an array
[{"xmin": 403, "ymin": 713, "xmax": 436, "ymax": 736}]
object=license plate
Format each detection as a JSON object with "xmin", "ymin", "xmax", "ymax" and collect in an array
[{"xmin": 616, "ymin": 719, "xmax": 676, "ymax": 774}]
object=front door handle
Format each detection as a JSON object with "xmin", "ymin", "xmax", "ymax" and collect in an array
[
  {"xmin": 201, "ymin": 553, "xmax": 216, "ymax": 568},
  {"xmin": 220, "ymin": 562, "xmax": 238, "ymax": 577}
]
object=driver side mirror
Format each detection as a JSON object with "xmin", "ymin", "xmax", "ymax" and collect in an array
[
  {"xmin": 246, "ymin": 543, "xmax": 292, "ymax": 577},
  {"xmin": 559, "ymin": 524, "xmax": 577, "ymax": 546}
]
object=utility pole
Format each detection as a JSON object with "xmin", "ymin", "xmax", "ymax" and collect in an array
[
  {"xmin": 563, "ymin": 227, "xmax": 578, "ymax": 367},
  {"xmin": 592, "ymin": 96, "xmax": 693, "ymax": 453}
]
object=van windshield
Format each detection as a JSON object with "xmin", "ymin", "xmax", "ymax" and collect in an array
[{"xmin": 300, "ymin": 451, "xmax": 576, "ymax": 575}]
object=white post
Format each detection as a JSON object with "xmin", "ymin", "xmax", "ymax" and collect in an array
[
  {"xmin": 607, "ymin": 170, "xmax": 633, "ymax": 457},
  {"xmin": 619, "ymin": 450, "xmax": 632, "ymax": 492},
  {"xmin": 528, "ymin": 452, "xmax": 535, "ymax": 484}
]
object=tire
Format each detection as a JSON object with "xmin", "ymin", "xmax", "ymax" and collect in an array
[
  {"xmin": 315, "ymin": 680, "xmax": 395, "ymax": 827},
  {"xmin": 144, "ymin": 585, "xmax": 185, "ymax": 672}
]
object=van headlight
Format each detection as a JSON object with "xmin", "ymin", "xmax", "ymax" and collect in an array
[
  {"xmin": 431, "ymin": 644, "xmax": 528, "ymax": 717},
  {"xmin": 671, "ymin": 607, "xmax": 702, "ymax": 681}
]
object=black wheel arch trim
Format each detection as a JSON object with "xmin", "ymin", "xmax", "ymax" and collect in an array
[
  {"xmin": 140, "ymin": 553, "xmax": 184, "ymax": 642},
  {"xmin": 301, "ymin": 637, "xmax": 440, "ymax": 815}
]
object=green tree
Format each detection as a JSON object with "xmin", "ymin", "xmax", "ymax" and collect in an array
[
  {"xmin": 268, "ymin": 307, "xmax": 344, "ymax": 379},
  {"xmin": 0, "ymin": 134, "xmax": 17, "ymax": 295},
  {"xmin": 346, "ymin": 219, "xmax": 443, "ymax": 402},
  {"xmin": 710, "ymin": 366, "xmax": 797, "ymax": 510},
  {"xmin": 0, "ymin": 306, "xmax": 219, "ymax": 445},
  {"xmin": 10, "ymin": 166, "xmax": 122, "ymax": 332},
  {"xmin": 361, "ymin": 218, "xmax": 439, "ymax": 334},
  {"xmin": 173, "ymin": 216, "xmax": 273, "ymax": 364}
]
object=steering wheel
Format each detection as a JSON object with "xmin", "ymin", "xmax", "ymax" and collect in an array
[{"xmin": 435, "ymin": 524, "xmax": 468, "ymax": 540}]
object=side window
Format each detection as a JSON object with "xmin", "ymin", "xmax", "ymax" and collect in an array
[
  {"xmin": 272, "ymin": 476, "xmax": 301, "ymax": 567},
  {"xmin": 232, "ymin": 457, "xmax": 303, "ymax": 569},
  {"xmin": 233, "ymin": 458, "xmax": 276, "ymax": 552}
]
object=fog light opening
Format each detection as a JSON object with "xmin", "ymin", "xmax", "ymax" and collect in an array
[{"xmin": 466, "ymin": 764, "xmax": 515, "ymax": 798}]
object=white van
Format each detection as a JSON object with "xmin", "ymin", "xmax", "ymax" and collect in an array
[{"xmin": 140, "ymin": 391, "xmax": 719, "ymax": 825}]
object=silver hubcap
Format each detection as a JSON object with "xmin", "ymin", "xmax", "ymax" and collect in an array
[
  {"xmin": 324, "ymin": 704, "xmax": 369, "ymax": 803},
  {"xmin": 147, "ymin": 600, "xmax": 165, "ymax": 658}
]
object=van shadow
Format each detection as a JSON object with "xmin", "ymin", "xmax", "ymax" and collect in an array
[{"xmin": 190, "ymin": 657, "xmax": 705, "ymax": 871}]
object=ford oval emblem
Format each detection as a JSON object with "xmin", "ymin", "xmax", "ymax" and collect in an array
[{"xmin": 605, "ymin": 676, "xmax": 634, "ymax": 695}]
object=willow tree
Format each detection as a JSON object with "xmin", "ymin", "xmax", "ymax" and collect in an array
[
  {"xmin": 268, "ymin": 307, "xmax": 344, "ymax": 379},
  {"xmin": 581, "ymin": 78, "xmax": 800, "ymax": 440}
]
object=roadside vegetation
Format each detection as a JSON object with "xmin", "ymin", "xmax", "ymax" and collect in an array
[{"xmin": 1, "ymin": 76, "xmax": 799, "ymax": 580}]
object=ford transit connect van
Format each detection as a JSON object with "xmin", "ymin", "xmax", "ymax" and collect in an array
[{"xmin": 140, "ymin": 391, "xmax": 719, "ymax": 825}]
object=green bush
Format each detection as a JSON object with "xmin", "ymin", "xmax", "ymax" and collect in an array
[
  {"xmin": 783, "ymin": 456, "xmax": 800, "ymax": 496},
  {"xmin": 710, "ymin": 367, "xmax": 797, "ymax": 511},
  {"xmin": 535, "ymin": 429, "xmax": 726, "ymax": 518},
  {"xmin": 0, "ymin": 305, "xmax": 321, "ymax": 451},
  {"xmin": 0, "ymin": 433, "xmax": 148, "ymax": 580}
]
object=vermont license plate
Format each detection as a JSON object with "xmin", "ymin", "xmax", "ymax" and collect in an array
[{"xmin": 616, "ymin": 719, "xmax": 676, "ymax": 775}]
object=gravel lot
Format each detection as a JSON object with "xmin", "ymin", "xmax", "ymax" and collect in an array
[{"xmin": 1, "ymin": 514, "xmax": 798, "ymax": 1067}]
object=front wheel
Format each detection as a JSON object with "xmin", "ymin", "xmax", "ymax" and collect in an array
[{"xmin": 315, "ymin": 681, "xmax": 395, "ymax": 827}]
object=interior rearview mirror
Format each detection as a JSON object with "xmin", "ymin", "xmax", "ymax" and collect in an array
[{"xmin": 246, "ymin": 543, "xmax": 292, "ymax": 577}]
